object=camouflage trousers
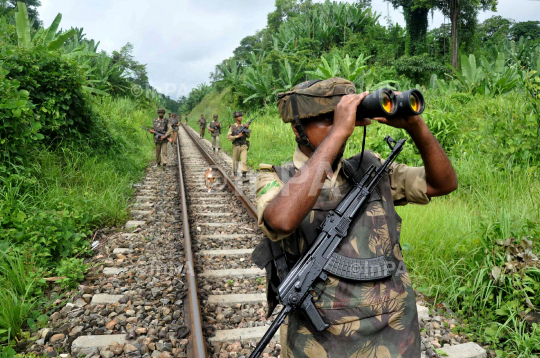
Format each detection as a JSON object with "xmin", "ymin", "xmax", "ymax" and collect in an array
[
  {"xmin": 200, "ymin": 127, "xmax": 206, "ymax": 138},
  {"xmin": 281, "ymin": 284, "xmax": 421, "ymax": 358}
]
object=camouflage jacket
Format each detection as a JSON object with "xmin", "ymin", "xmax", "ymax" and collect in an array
[
  {"xmin": 227, "ymin": 123, "xmax": 250, "ymax": 146},
  {"xmin": 255, "ymin": 148, "xmax": 428, "ymax": 357},
  {"xmin": 208, "ymin": 120, "xmax": 222, "ymax": 136},
  {"xmin": 152, "ymin": 117, "xmax": 172, "ymax": 143},
  {"xmin": 197, "ymin": 118, "xmax": 207, "ymax": 128}
]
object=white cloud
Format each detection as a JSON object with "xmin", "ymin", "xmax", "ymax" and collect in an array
[{"xmin": 40, "ymin": 0, "xmax": 540, "ymax": 99}]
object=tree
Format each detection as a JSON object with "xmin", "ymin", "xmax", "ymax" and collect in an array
[
  {"xmin": 267, "ymin": 0, "xmax": 312, "ymax": 33},
  {"xmin": 111, "ymin": 43, "xmax": 148, "ymax": 87},
  {"xmin": 1, "ymin": 0, "xmax": 41, "ymax": 28},
  {"xmin": 478, "ymin": 16, "xmax": 514, "ymax": 43},
  {"xmin": 435, "ymin": 0, "xmax": 497, "ymax": 69},
  {"xmin": 384, "ymin": 0, "xmax": 432, "ymax": 56},
  {"xmin": 511, "ymin": 21, "xmax": 540, "ymax": 42}
]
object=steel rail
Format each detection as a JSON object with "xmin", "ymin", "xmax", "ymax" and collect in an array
[
  {"xmin": 175, "ymin": 134, "xmax": 207, "ymax": 358},
  {"xmin": 181, "ymin": 123, "xmax": 257, "ymax": 221}
]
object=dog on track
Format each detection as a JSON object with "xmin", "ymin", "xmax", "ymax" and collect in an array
[{"xmin": 204, "ymin": 168, "xmax": 215, "ymax": 192}]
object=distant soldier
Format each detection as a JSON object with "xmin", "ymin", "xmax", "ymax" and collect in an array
[
  {"xmin": 170, "ymin": 113, "xmax": 180, "ymax": 145},
  {"xmin": 148, "ymin": 108, "xmax": 172, "ymax": 167},
  {"xmin": 208, "ymin": 114, "xmax": 222, "ymax": 152},
  {"xmin": 227, "ymin": 111, "xmax": 250, "ymax": 183},
  {"xmin": 197, "ymin": 114, "xmax": 207, "ymax": 138},
  {"xmin": 184, "ymin": 114, "xmax": 188, "ymax": 124},
  {"xmin": 168, "ymin": 112, "xmax": 172, "ymax": 119}
]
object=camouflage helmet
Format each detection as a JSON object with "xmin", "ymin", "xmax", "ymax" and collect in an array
[
  {"xmin": 213, "ymin": 114, "xmax": 218, "ymax": 119},
  {"xmin": 157, "ymin": 108, "xmax": 166, "ymax": 113},
  {"xmin": 233, "ymin": 111, "xmax": 243, "ymax": 118},
  {"xmin": 276, "ymin": 77, "xmax": 356, "ymax": 123}
]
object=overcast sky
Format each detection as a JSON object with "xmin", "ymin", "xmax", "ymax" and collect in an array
[{"xmin": 39, "ymin": 0, "xmax": 540, "ymax": 100}]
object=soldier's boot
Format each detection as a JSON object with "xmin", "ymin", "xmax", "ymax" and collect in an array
[{"xmin": 242, "ymin": 172, "xmax": 249, "ymax": 183}]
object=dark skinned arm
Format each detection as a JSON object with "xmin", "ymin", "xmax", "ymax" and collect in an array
[
  {"xmin": 263, "ymin": 93, "xmax": 369, "ymax": 236},
  {"xmin": 374, "ymin": 116, "xmax": 458, "ymax": 198}
]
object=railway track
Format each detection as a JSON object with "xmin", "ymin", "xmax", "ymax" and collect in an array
[{"xmin": 176, "ymin": 125, "xmax": 281, "ymax": 358}]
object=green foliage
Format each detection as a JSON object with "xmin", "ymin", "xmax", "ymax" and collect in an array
[
  {"xmin": 0, "ymin": 65, "xmax": 36, "ymax": 161},
  {"xmin": 15, "ymin": 3, "xmax": 76, "ymax": 50},
  {"xmin": 394, "ymin": 55, "xmax": 446, "ymax": 85},
  {"xmin": 55, "ymin": 258, "xmax": 86, "ymax": 289},
  {"xmin": 0, "ymin": 43, "xmax": 105, "ymax": 159}
]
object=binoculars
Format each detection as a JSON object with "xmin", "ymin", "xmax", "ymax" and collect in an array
[{"xmin": 357, "ymin": 88, "xmax": 425, "ymax": 119}]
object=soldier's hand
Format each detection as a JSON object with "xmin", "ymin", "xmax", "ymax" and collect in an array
[
  {"xmin": 237, "ymin": 133, "xmax": 244, "ymax": 138},
  {"xmin": 331, "ymin": 91, "xmax": 371, "ymax": 141},
  {"xmin": 168, "ymin": 138, "xmax": 172, "ymax": 143},
  {"xmin": 245, "ymin": 124, "xmax": 250, "ymax": 128},
  {"xmin": 149, "ymin": 129, "xmax": 156, "ymax": 134}
]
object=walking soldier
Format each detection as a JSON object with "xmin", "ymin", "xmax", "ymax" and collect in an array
[
  {"xmin": 197, "ymin": 114, "xmax": 207, "ymax": 138},
  {"xmin": 149, "ymin": 108, "xmax": 172, "ymax": 167},
  {"xmin": 254, "ymin": 78, "xmax": 458, "ymax": 358},
  {"xmin": 208, "ymin": 114, "xmax": 222, "ymax": 152},
  {"xmin": 170, "ymin": 113, "xmax": 180, "ymax": 145},
  {"xmin": 227, "ymin": 111, "xmax": 250, "ymax": 183},
  {"xmin": 184, "ymin": 114, "xmax": 188, "ymax": 124}
]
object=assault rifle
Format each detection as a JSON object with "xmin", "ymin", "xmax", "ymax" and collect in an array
[
  {"xmin": 248, "ymin": 136, "xmax": 406, "ymax": 358},
  {"xmin": 141, "ymin": 126, "xmax": 166, "ymax": 138},
  {"xmin": 237, "ymin": 115, "xmax": 258, "ymax": 135}
]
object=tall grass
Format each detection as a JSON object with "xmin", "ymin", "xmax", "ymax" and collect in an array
[{"xmin": 0, "ymin": 96, "xmax": 155, "ymax": 344}]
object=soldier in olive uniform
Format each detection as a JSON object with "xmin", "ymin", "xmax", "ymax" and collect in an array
[
  {"xmin": 208, "ymin": 114, "xmax": 222, "ymax": 152},
  {"xmin": 227, "ymin": 111, "xmax": 250, "ymax": 183},
  {"xmin": 184, "ymin": 114, "xmax": 188, "ymax": 124},
  {"xmin": 197, "ymin": 114, "xmax": 207, "ymax": 138},
  {"xmin": 148, "ymin": 108, "xmax": 173, "ymax": 167},
  {"xmin": 255, "ymin": 78, "xmax": 458, "ymax": 358},
  {"xmin": 170, "ymin": 113, "xmax": 180, "ymax": 145}
]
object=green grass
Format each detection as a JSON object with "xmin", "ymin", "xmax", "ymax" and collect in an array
[
  {"xmin": 187, "ymin": 88, "xmax": 540, "ymax": 356},
  {"xmin": 0, "ymin": 96, "xmax": 155, "ymax": 345}
]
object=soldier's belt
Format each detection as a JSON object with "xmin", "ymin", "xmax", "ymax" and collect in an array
[{"xmin": 323, "ymin": 253, "xmax": 393, "ymax": 281}]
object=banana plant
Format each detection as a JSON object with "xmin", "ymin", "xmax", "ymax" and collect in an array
[
  {"xmin": 274, "ymin": 59, "xmax": 306, "ymax": 93},
  {"xmin": 305, "ymin": 54, "xmax": 340, "ymax": 79},
  {"xmin": 15, "ymin": 2, "xmax": 76, "ymax": 50},
  {"xmin": 95, "ymin": 54, "xmax": 127, "ymax": 93},
  {"xmin": 481, "ymin": 53, "xmax": 520, "ymax": 96},
  {"xmin": 338, "ymin": 54, "xmax": 371, "ymax": 82},
  {"xmin": 448, "ymin": 54, "xmax": 485, "ymax": 93},
  {"xmin": 218, "ymin": 59, "xmax": 242, "ymax": 89},
  {"xmin": 242, "ymin": 65, "xmax": 274, "ymax": 105}
]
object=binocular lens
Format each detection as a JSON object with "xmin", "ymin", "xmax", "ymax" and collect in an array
[
  {"xmin": 410, "ymin": 92, "xmax": 423, "ymax": 113},
  {"xmin": 382, "ymin": 93, "xmax": 394, "ymax": 114}
]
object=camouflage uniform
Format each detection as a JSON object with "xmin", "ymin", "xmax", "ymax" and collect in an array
[
  {"xmin": 255, "ymin": 78, "xmax": 429, "ymax": 358},
  {"xmin": 184, "ymin": 115, "xmax": 188, "ymax": 124},
  {"xmin": 227, "ymin": 123, "xmax": 250, "ymax": 175},
  {"xmin": 170, "ymin": 116, "xmax": 179, "ymax": 144},
  {"xmin": 152, "ymin": 117, "xmax": 172, "ymax": 165},
  {"xmin": 197, "ymin": 116, "xmax": 207, "ymax": 138},
  {"xmin": 209, "ymin": 116, "xmax": 222, "ymax": 151}
]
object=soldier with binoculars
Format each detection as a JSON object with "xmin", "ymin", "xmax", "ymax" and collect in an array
[{"xmin": 254, "ymin": 77, "xmax": 458, "ymax": 358}]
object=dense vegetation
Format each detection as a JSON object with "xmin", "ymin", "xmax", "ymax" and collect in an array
[
  {"xmin": 0, "ymin": 2, "xmax": 163, "ymax": 352},
  {"xmin": 183, "ymin": 0, "xmax": 540, "ymax": 356}
]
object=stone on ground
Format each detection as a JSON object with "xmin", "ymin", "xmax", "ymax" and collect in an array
[
  {"xmin": 125, "ymin": 220, "xmax": 145, "ymax": 229},
  {"xmin": 439, "ymin": 342, "xmax": 487, "ymax": 358},
  {"xmin": 71, "ymin": 335, "xmax": 126, "ymax": 356}
]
